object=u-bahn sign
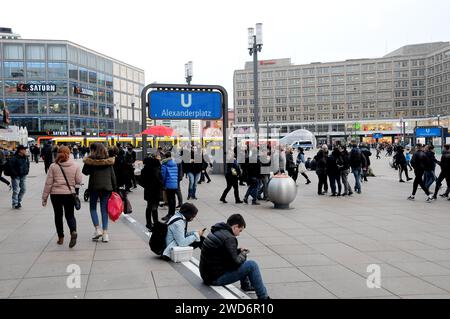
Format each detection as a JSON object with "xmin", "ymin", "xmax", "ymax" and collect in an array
[
  {"xmin": 415, "ymin": 127, "xmax": 442, "ymax": 138},
  {"xmin": 149, "ymin": 91, "xmax": 222, "ymax": 120}
]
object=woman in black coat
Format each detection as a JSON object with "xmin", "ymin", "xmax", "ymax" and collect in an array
[{"xmin": 141, "ymin": 155, "xmax": 163, "ymax": 231}]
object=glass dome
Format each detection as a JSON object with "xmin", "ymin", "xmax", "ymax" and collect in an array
[{"xmin": 279, "ymin": 129, "xmax": 316, "ymax": 148}]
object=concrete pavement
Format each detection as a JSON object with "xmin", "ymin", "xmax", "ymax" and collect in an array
[{"xmin": 1, "ymin": 150, "xmax": 450, "ymax": 299}]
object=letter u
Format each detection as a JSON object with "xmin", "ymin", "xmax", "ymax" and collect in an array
[{"xmin": 181, "ymin": 94, "xmax": 192, "ymax": 108}]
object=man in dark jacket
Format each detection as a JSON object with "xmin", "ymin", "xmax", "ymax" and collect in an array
[
  {"xmin": 359, "ymin": 143, "xmax": 372, "ymax": 182},
  {"xmin": 41, "ymin": 142, "xmax": 53, "ymax": 174},
  {"xmin": 408, "ymin": 144, "xmax": 433, "ymax": 201},
  {"xmin": 349, "ymin": 142, "xmax": 363, "ymax": 194},
  {"xmin": 161, "ymin": 152, "xmax": 179, "ymax": 221},
  {"xmin": 432, "ymin": 144, "xmax": 450, "ymax": 201},
  {"xmin": 125, "ymin": 144, "xmax": 137, "ymax": 190},
  {"xmin": 393, "ymin": 146, "xmax": 412, "ymax": 183},
  {"xmin": 314, "ymin": 148, "xmax": 328, "ymax": 195},
  {"xmin": 286, "ymin": 147, "xmax": 298, "ymax": 182},
  {"xmin": 199, "ymin": 214, "xmax": 269, "ymax": 299},
  {"xmin": 141, "ymin": 155, "xmax": 163, "ymax": 230},
  {"xmin": 9, "ymin": 145, "xmax": 30, "ymax": 209},
  {"xmin": 243, "ymin": 155, "xmax": 261, "ymax": 205},
  {"xmin": 424, "ymin": 145, "xmax": 438, "ymax": 189}
]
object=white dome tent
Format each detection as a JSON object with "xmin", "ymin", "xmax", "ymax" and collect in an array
[{"xmin": 279, "ymin": 129, "xmax": 317, "ymax": 149}]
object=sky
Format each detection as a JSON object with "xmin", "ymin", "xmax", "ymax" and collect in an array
[{"xmin": 2, "ymin": 0, "xmax": 450, "ymax": 104}]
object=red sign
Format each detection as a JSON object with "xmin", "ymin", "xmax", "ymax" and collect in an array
[{"xmin": 259, "ymin": 60, "xmax": 276, "ymax": 66}]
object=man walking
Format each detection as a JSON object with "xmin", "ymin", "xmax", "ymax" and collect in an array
[
  {"xmin": 41, "ymin": 141, "xmax": 53, "ymax": 174},
  {"xmin": 408, "ymin": 144, "xmax": 434, "ymax": 202},
  {"xmin": 8, "ymin": 145, "xmax": 30, "ymax": 209},
  {"xmin": 349, "ymin": 141, "xmax": 363, "ymax": 194},
  {"xmin": 431, "ymin": 144, "xmax": 450, "ymax": 201}
]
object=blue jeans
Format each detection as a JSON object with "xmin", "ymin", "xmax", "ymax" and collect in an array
[
  {"xmin": 245, "ymin": 178, "xmax": 259, "ymax": 202},
  {"xmin": 352, "ymin": 168, "xmax": 362, "ymax": 193},
  {"xmin": 11, "ymin": 176, "xmax": 26, "ymax": 206},
  {"xmin": 424, "ymin": 171, "xmax": 436, "ymax": 189},
  {"xmin": 89, "ymin": 191, "xmax": 111, "ymax": 230},
  {"xmin": 188, "ymin": 173, "xmax": 200, "ymax": 198},
  {"xmin": 212, "ymin": 260, "xmax": 268, "ymax": 299}
]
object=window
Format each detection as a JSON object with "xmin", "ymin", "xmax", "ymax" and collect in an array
[
  {"xmin": 70, "ymin": 99, "xmax": 79, "ymax": 115},
  {"xmin": 331, "ymin": 66, "xmax": 344, "ymax": 74},
  {"xmin": 79, "ymin": 68, "xmax": 88, "ymax": 83},
  {"xmin": 89, "ymin": 70, "xmax": 97, "ymax": 84},
  {"xmin": 26, "ymin": 62, "xmax": 46, "ymax": 79},
  {"xmin": 3, "ymin": 44, "xmax": 23, "ymax": 59},
  {"xmin": 346, "ymin": 65, "xmax": 360, "ymax": 73},
  {"xmin": 5, "ymin": 98, "xmax": 25, "ymax": 113},
  {"xmin": 69, "ymin": 64, "xmax": 78, "ymax": 81},
  {"xmin": 48, "ymin": 45, "xmax": 67, "ymax": 60},
  {"xmin": 48, "ymin": 63, "xmax": 67, "ymax": 78},
  {"xmin": 27, "ymin": 98, "xmax": 47, "ymax": 114},
  {"xmin": 26, "ymin": 45, "xmax": 45, "ymax": 60},
  {"xmin": 3, "ymin": 62, "xmax": 24, "ymax": 78},
  {"xmin": 48, "ymin": 99, "xmax": 68, "ymax": 114}
]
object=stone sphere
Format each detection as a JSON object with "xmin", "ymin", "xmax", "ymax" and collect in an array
[{"xmin": 267, "ymin": 174, "xmax": 297, "ymax": 209}]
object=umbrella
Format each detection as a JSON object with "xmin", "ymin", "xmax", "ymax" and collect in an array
[{"xmin": 141, "ymin": 125, "xmax": 175, "ymax": 137}]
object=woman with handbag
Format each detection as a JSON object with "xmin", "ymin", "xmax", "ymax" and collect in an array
[
  {"xmin": 42, "ymin": 146, "xmax": 82, "ymax": 248},
  {"xmin": 82, "ymin": 143, "xmax": 116, "ymax": 243}
]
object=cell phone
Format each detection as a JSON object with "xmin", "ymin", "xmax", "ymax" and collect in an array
[{"xmin": 202, "ymin": 228, "xmax": 207, "ymax": 231}]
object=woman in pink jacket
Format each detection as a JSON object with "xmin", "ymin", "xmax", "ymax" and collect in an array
[{"xmin": 42, "ymin": 146, "xmax": 82, "ymax": 248}]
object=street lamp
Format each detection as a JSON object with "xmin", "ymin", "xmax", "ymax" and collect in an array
[
  {"xmin": 248, "ymin": 23, "xmax": 263, "ymax": 146},
  {"xmin": 185, "ymin": 61, "xmax": 193, "ymax": 145}
]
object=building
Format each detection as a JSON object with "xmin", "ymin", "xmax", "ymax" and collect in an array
[
  {"xmin": 0, "ymin": 28, "xmax": 145, "ymax": 138},
  {"xmin": 234, "ymin": 42, "xmax": 450, "ymax": 145}
]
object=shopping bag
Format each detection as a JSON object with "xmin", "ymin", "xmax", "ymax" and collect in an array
[{"xmin": 107, "ymin": 192, "xmax": 123, "ymax": 222}]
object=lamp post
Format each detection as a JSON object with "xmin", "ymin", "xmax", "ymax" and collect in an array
[
  {"xmin": 248, "ymin": 23, "xmax": 263, "ymax": 147},
  {"xmin": 185, "ymin": 61, "xmax": 193, "ymax": 145}
]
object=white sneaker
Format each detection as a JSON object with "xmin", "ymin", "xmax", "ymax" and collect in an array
[
  {"xmin": 102, "ymin": 233, "xmax": 109, "ymax": 243},
  {"xmin": 92, "ymin": 229, "xmax": 102, "ymax": 241}
]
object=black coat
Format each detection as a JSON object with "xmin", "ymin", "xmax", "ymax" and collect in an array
[
  {"xmin": 8, "ymin": 153, "xmax": 30, "ymax": 178},
  {"xmin": 411, "ymin": 150, "xmax": 428, "ymax": 171},
  {"xmin": 41, "ymin": 144, "xmax": 53, "ymax": 163},
  {"xmin": 141, "ymin": 157, "xmax": 163, "ymax": 204},
  {"xmin": 199, "ymin": 222, "xmax": 247, "ymax": 284},
  {"xmin": 286, "ymin": 151, "xmax": 296, "ymax": 169},
  {"xmin": 82, "ymin": 157, "xmax": 117, "ymax": 192}
]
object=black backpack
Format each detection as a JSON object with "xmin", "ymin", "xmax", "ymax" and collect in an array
[
  {"xmin": 3, "ymin": 159, "xmax": 13, "ymax": 177},
  {"xmin": 149, "ymin": 217, "xmax": 183, "ymax": 255}
]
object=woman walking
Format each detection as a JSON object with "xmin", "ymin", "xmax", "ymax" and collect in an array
[
  {"xmin": 42, "ymin": 146, "xmax": 82, "ymax": 248},
  {"xmin": 82, "ymin": 143, "xmax": 116, "ymax": 243},
  {"xmin": 296, "ymin": 148, "xmax": 312, "ymax": 185}
]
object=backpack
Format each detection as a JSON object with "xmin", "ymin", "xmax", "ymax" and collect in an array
[
  {"xmin": 149, "ymin": 217, "xmax": 183, "ymax": 255},
  {"xmin": 3, "ymin": 159, "xmax": 13, "ymax": 177}
]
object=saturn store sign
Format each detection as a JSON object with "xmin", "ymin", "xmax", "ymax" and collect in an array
[
  {"xmin": 73, "ymin": 86, "xmax": 94, "ymax": 96},
  {"xmin": 16, "ymin": 83, "xmax": 56, "ymax": 93}
]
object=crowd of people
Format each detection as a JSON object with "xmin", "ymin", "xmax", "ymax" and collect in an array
[{"xmin": 2, "ymin": 138, "xmax": 450, "ymax": 299}]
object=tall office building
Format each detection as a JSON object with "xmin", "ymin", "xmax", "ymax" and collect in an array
[
  {"xmin": 0, "ymin": 28, "xmax": 145, "ymax": 137},
  {"xmin": 234, "ymin": 42, "xmax": 450, "ymax": 144}
]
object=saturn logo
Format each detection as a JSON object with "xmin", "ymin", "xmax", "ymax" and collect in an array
[{"xmin": 181, "ymin": 94, "xmax": 192, "ymax": 108}]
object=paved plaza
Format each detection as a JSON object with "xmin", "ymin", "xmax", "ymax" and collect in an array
[{"xmin": 1, "ymin": 151, "xmax": 450, "ymax": 299}]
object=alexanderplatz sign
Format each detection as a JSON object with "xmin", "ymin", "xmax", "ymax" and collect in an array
[{"xmin": 141, "ymin": 83, "xmax": 228, "ymax": 171}]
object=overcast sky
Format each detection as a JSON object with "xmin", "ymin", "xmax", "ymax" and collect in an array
[{"xmin": 2, "ymin": 0, "xmax": 450, "ymax": 104}]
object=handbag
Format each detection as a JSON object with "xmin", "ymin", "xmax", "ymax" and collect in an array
[
  {"xmin": 298, "ymin": 163, "xmax": 307, "ymax": 174},
  {"xmin": 107, "ymin": 192, "xmax": 123, "ymax": 221},
  {"xmin": 57, "ymin": 164, "xmax": 81, "ymax": 210}
]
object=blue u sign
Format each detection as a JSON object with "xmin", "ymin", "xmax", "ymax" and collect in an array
[
  {"xmin": 415, "ymin": 127, "xmax": 442, "ymax": 137},
  {"xmin": 149, "ymin": 91, "xmax": 222, "ymax": 120}
]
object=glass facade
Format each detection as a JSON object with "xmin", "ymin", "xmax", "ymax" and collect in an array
[{"xmin": 0, "ymin": 40, "xmax": 145, "ymax": 136}]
